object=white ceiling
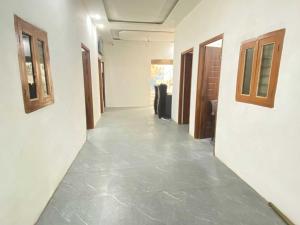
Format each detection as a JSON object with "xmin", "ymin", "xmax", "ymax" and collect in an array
[
  {"xmin": 103, "ymin": 0, "xmax": 178, "ymax": 24},
  {"xmin": 119, "ymin": 30, "xmax": 175, "ymax": 42},
  {"xmin": 82, "ymin": 0, "xmax": 202, "ymax": 43}
]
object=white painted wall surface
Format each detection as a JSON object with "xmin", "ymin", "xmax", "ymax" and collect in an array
[
  {"xmin": 103, "ymin": 41, "xmax": 174, "ymax": 107},
  {"xmin": 0, "ymin": 1, "xmax": 101, "ymax": 225},
  {"xmin": 172, "ymin": 0, "xmax": 300, "ymax": 223}
]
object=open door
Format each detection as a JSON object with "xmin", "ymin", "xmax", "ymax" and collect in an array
[
  {"xmin": 200, "ymin": 46, "xmax": 222, "ymax": 138},
  {"xmin": 195, "ymin": 35, "xmax": 223, "ymax": 141},
  {"xmin": 81, "ymin": 44, "xmax": 94, "ymax": 129},
  {"xmin": 178, "ymin": 48, "xmax": 193, "ymax": 125}
]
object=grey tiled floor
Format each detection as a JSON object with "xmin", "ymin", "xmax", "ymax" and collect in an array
[{"xmin": 36, "ymin": 107, "xmax": 284, "ymax": 225}]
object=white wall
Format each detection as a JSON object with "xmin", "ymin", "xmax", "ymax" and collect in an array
[
  {"xmin": 103, "ymin": 41, "xmax": 174, "ymax": 107},
  {"xmin": 0, "ymin": 1, "xmax": 101, "ymax": 225},
  {"xmin": 172, "ymin": 0, "xmax": 300, "ymax": 223}
]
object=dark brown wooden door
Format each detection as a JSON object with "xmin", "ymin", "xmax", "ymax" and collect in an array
[
  {"xmin": 101, "ymin": 62, "xmax": 106, "ymax": 107},
  {"xmin": 81, "ymin": 46, "xmax": 94, "ymax": 129},
  {"xmin": 98, "ymin": 59, "xmax": 104, "ymax": 113},
  {"xmin": 178, "ymin": 50, "xmax": 193, "ymax": 124},
  {"xmin": 182, "ymin": 53, "xmax": 193, "ymax": 124},
  {"xmin": 200, "ymin": 47, "xmax": 221, "ymax": 138}
]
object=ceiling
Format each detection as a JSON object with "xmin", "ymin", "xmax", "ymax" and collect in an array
[
  {"xmin": 82, "ymin": 0, "xmax": 202, "ymax": 43},
  {"xmin": 118, "ymin": 30, "xmax": 175, "ymax": 42},
  {"xmin": 103, "ymin": 0, "xmax": 179, "ymax": 24}
]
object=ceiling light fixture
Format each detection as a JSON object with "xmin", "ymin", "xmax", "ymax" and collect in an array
[
  {"xmin": 90, "ymin": 14, "xmax": 101, "ymax": 20},
  {"xmin": 97, "ymin": 24, "xmax": 104, "ymax": 29}
]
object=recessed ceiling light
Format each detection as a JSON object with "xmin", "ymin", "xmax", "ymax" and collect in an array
[
  {"xmin": 97, "ymin": 24, "xmax": 104, "ymax": 29},
  {"xmin": 91, "ymin": 14, "xmax": 101, "ymax": 20}
]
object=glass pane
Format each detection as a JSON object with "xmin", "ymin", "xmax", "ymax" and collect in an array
[
  {"xmin": 23, "ymin": 33, "xmax": 37, "ymax": 99},
  {"xmin": 257, "ymin": 43, "xmax": 275, "ymax": 97},
  {"xmin": 242, "ymin": 48, "xmax": 254, "ymax": 95},
  {"xmin": 37, "ymin": 40, "xmax": 49, "ymax": 96},
  {"xmin": 150, "ymin": 64, "xmax": 173, "ymax": 105}
]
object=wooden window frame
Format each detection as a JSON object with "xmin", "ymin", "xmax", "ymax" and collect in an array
[
  {"xmin": 15, "ymin": 15, "xmax": 54, "ymax": 113},
  {"xmin": 236, "ymin": 29, "xmax": 285, "ymax": 108}
]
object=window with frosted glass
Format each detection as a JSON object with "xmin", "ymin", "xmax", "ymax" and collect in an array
[
  {"xmin": 23, "ymin": 33, "xmax": 37, "ymax": 99},
  {"xmin": 236, "ymin": 29, "xmax": 285, "ymax": 108},
  {"xmin": 242, "ymin": 48, "xmax": 254, "ymax": 95},
  {"xmin": 15, "ymin": 15, "xmax": 54, "ymax": 113},
  {"xmin": 37, "ymin": 40, "xmax": 49, "ymax": 96},
  {"xmin": 257, "ymin": 43, "xmax": 275, "ymax": 97}
]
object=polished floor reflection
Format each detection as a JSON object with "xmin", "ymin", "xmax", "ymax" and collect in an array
[{"xmin": 36, "ymin": 107, "xmax": 284, "ymax": 225}]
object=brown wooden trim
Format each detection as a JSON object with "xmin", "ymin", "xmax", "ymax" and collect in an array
[
  {"xmin": 15, "ymin": 15, "xmax": 54, "ymax": 113},
  {"xmin": 101, "ymin": 61, "xmax": 106, "ymax": 107},
  {"xmin": 235, "ymin": 29, "xmax": 285, "ymax": 108},
  {"xmin": 178, "ymin": 48, "xmax": 193, "ymax": 124},
  {"xmin": 194, "ymin": 34, "xmax": 224, "ymax": 140},
  {"xmin": 81, "ymin": 43, "xmax": 94, "ymax": 129},
  {"xmin": 98, "ymin": 58, "xmax": 104, "ymax": 113},
  {"xmin": 151, "ymin": 59, "xmax": 173, "ymax": 65},
  {"xmin": 198, "ymin": 34, "xmax": 224, "ymax": 48},
  {"xmin": 268, "ymin": 202, "xmax": 295, "ymax": 225},
  {"xmin": 235, "ymin": 40, "xmax": 259, "ymax": 103},
  {"xmin": 81, "ymin": 43, "xmax": 89, "ymax": 52},
  {"xmin": 178, "ymin": 54, "xmax": 184, "ymax": 124},
  {"xmin": 182, "ymin": 48, "xmax": 193, "ymax": 55},
  {"xmin": 258, "ymin": 29, "xmax": 286, "ymax": 41}
]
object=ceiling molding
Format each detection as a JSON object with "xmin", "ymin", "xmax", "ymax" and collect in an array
[
  {"xmin": 111, "ymin": 29, "xmax": 175, "ymax": 42},
  {"xmin": 115, "ymin": 29, "xmax": 174, "ymax": 34},
  {"xmin": 82, "ymin": 0, "xmax": 203, "ymax": 42},
  {"xmin": 103, "ymin": 0, "xmax": 179, "ymax": 24}
]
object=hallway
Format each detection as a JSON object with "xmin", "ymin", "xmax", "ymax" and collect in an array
[{"xmin": 36, "ymin": 108, "xmax": 283, "ymax": 225}]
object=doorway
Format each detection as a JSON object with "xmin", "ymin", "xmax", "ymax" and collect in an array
[
  {"xmin": 150, "ymin": 59, "xmax": 174, "ymax": 106},
  {"xmin": 81, "ymin": 44, "xmax": 94, "ymax": 129},
  {"xmin": 178, "ymin": 48, "xmax": 193, "ymax": 124},
  {"xmin": 98, "ymin": 58, "xmax": 105, "ymax": 113},
  {"xmin": 101, "ymin": 61, "xmax": 106, "ymax": 107},
  {"xmin": 194, "ymin": 35, "xmax": 223, "ymax": 140}
]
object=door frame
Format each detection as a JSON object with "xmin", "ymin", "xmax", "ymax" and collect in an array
[
  {"xmin": 81, "ymin": 43, "xmax": 94, "ymax": 129},
  {"xmin": 194, "ymin": 34, "xmax": 224, "ymax": 143},
  {"xmin": 178, "ymin": 48, "xmax": 193, "ymax": 124},
  {"xmin": 98, "ymin": 58, "xmax": 104, "ymax": 113},
  {"xmin": 101, "ymin": 61, "xmax": 106, "ymax": 107}
]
